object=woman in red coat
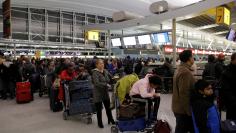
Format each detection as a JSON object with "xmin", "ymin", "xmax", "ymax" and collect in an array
[{"xmin": 58, "ymin": 63, "xmax": 77, "ymax": 101}]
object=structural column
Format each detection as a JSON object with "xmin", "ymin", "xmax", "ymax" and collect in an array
[
  {"xmin": 107, "ymin": 30, "xmax": 111, "ymax": 59},
  {"xmin": 13, "ymin": 43, "xmax": 16, "ymax": 59},
  {"xmin": 45, "ymin": 9, "xmax": 48, "ymax": 42},
  {"xmin": 59, "ymin": 10, "xmax": 63, "ymax": 43},
  {"xmin": 28, "ymin": 7, "xmax": 31, "ymax": 41},
  {"xmin": 72, "ymin": 12, "xmax": 76, "ymax": 44},
  {"xmin": 172, "ymin": 19, "xmax": 177, "ymax": 67}
]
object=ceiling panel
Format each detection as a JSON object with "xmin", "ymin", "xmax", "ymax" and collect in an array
[{"xmin": 10, "ymin": 0, "xmax": 202, "ymax": 16}]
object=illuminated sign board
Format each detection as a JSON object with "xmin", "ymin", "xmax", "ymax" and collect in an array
[
  {"xmin": 87, "ymin": 31, "xmax": 99, "ymax": 41},
  {"xmin": 164, "ymin": 46, "xmax": 231, "ymax": 55},
  {"xmin": 216, "ymin": 7, "xmax": 230, "ymax": 25}
]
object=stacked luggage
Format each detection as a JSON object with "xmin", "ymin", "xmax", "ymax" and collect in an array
[
  {"xmin": 111, "ymin": 84, "xmax": 159, "ymax": 133},
  {"xmin": 62, "ymin": 80, "xmax": 95, "ymax": 124}
]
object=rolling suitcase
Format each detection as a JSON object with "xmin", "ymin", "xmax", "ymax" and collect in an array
[
  {"xmin": 16, "ymin": 82, "xmax": 32, "ymax": 103},
  {"xmin": 49, "ymin": 86, "xmax": 63, "ymax": 112}
]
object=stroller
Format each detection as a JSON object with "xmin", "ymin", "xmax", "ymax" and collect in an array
[
  {"xmin": 111, "ymin": 83, "xmax": 159, "ymax": 133},
  {"xmin": 62, "ymin": 80, "xmax": 96, "ymax": 124}
]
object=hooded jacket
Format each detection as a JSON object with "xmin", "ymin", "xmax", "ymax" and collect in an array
[
  {"xmin": 116, "ymin": 73, "xmax": 139, "ymax": 103},
  {"xmin": 191, "ymin": 90, "xmax": 220, "ymax": 133}
]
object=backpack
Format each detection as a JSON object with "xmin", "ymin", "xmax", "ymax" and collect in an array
[{"xmin": 154, "ymin": 120, "xmax": 171, "ymax": 133}]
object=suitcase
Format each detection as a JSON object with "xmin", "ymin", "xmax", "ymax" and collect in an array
[
  {"xmin": 16, "ymin": 82, "xmax": 32, "ymax": 103},
  {"xmin": 118, "ymin": 117, "xmax": 146, "ymax": 132},
  {"xmin": 49, "ymin": 86, "xmax": 63, "ymax": 112}
]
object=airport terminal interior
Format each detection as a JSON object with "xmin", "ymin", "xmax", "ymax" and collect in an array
[{"xmin": 0, "ymin": 0, "xmax": 236, "ymax": 133}]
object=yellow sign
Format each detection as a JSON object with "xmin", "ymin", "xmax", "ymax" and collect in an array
[
  {"xmin": 35, "ymin": 51, "xmax": 41, "ymax": 59},
  {"xmin": 216, "ymin": 7, "xmax": 230, "ymax": 25},
  {"xmin": 224, "ymin": 7, "xmax": 230, "ymax": 26},
  {"xmin": 86, "ymin": 31, "xmax": 99, "ymax": 41}
]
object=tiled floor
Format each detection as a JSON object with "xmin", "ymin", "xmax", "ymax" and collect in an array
[{"xmin": 0, "ymin": 94, "xmax": 175, "ymax": 133}]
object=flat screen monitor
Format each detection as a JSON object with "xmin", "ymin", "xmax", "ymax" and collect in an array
[
  {"xmin": 111, "ymin": 38, "xmax": 122, "ymax": 46},
  {"xmin": 123, "ymin": 36, "xmax": 136, "ymax": 46},
  {"xmin": 138, "ymin": 35, "xmax": 151, "ymax": 45},
  {"xmin": 226, "ymin": 29, "xmax": 236, "ymax": 42},
  {"xmin": 152, "ymin": 32, "xmax": 170, "ymax": 43}
]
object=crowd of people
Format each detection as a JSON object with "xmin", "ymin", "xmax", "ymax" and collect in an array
[
  {"xmin": 1, "ymin": 49, "xmax": 236, "ymax": 132},
  {"xmin": 172, "ymin": 50, "xmax": 236, "ymax": 133}
]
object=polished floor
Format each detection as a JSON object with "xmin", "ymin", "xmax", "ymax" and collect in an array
[{"xmin": 0, "ymin": 94, "xmax": 175, "ymax": 133}]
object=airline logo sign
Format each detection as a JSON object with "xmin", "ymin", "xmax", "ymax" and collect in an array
[
  {"xmin": 164, "ymin": 46, "xmax": 232, "ymax": 55},
  {"xmin": 216, "ymin": 7, "xmax": 230, "ymax": 26}
]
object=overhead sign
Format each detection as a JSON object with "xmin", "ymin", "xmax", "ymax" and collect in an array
[
  {"xmin": 163, "ymin": 46, "xmax": 232, "ymax": 55},
  {"xmin": 216, "ymin": 7, "xmax": 230, "ymax": 26},
  {"xmin": 35, "ymin": 51, "xmax": 41, "ymax": 58},
  {"xmin": 86, "ymin": 31, "xmax": 99, "ymax": 41}
]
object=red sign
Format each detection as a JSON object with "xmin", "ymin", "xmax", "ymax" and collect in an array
[
  {"xmin": 164, "ymin": 46, "xmax": 173, "ymax": 53},
  {"xmin": 163, "ymin": 46, "xmax": 231, "ymax": 55}
]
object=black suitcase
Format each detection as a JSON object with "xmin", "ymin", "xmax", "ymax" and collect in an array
[{"xmin": 49, "ymin": 87, "xmax": 63, "ymax": 112}]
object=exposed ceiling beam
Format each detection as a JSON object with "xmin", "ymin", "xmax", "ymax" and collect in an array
[
  {"xmin": 194, "ymin": 24, "xmax": 219, "ymax": 30},
  {"xmin": 213, "ymin": 31, "xmax": 229, "ymax": 35},
  {"xmin": 82, "ymin": 0, "xmax": 235, "ymax": 31}
]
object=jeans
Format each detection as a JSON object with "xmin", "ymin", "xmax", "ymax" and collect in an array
[{"xmin": 174, "ymin": 114, "xmax": 194, "ymax": 133}]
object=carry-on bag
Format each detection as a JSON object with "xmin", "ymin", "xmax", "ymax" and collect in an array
[
  {"xmin": 16, "ymin": 81, "xmax": 32, "ymax": 103},
  {"xmin": 49, "ymin": 86, "xmax": 63, "ymax": 112}
]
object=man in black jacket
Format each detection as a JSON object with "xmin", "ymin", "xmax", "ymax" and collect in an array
[
  {"xmin": 215, "ymin": 54, "xmax": 226, "ymax": 80},
  {"xmin": 221, "ymin": 53, "xmax": 236, "ymax": 119},
  {"xmin": 203, "ymin": 55, "xmax": 216, "ymax": 80}
]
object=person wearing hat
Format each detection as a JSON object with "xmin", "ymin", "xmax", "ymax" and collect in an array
[
  {"xmin": 215, "ymin": 53, "xmax": 226, "ymax": 80},
  {"xmin": 130, "ymin": 74, "xmax": 162, "ymax": 121}
]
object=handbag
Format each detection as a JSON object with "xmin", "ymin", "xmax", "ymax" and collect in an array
[
  {"xmin": 154, "ymin": 120, "xmax": 171, "ymax": 133},
  {"xmin": 53, "ymin": 78, "xmax": 60, "ymax": 89}
]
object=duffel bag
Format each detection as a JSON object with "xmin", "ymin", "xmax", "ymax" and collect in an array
[{"xmin": 119, "ymin": 103, "xmax": 145, "ymax": 119}]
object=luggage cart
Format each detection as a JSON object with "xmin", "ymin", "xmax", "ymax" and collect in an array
[
  {"xmin": 39, "ymin": 75, "xmax": 48, "ymax": 97},
  {"xmin": 62, "ymin": 80, "xmax": 96, "ymax": 124},
  {"xmin": 111, "ymin": 84, "xmax": 157, "ymax": 133}
]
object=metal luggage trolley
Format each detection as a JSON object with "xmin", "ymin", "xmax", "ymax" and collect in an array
[
  {"xmin": 39, "ymin": 75, "xmax": 48, "ymax": 97},
  {"xmin": 62, "ymin": 80, "xmax": 96, "ymax": 124},
  {"xmin": 111, "ymin": 83, "xmax": 156, "ymax": 133}
]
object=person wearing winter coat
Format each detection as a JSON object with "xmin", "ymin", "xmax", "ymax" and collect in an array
[
  {"xmin": 221, "ymin": 53, "xmax": 236, "ymax": 120},
  {"xmin": 202, "ymin": 55, "xmax": 216, "ymax": 80},
  {"xmin": 172, "ymin": 50, "xmax": 195, "ymax": 133},
  {"xmin": 92, "ymin": 59, "xmax": 115, "ymax": 128},
  {"xmin": 191, "ymin": 80, "xmax": 220, "ymax": 133}
]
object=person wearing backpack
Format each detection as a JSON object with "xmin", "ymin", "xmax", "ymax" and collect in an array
[{"xmin": 191, "ymin": 80, "xmax": 220, "ymax": 133}]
